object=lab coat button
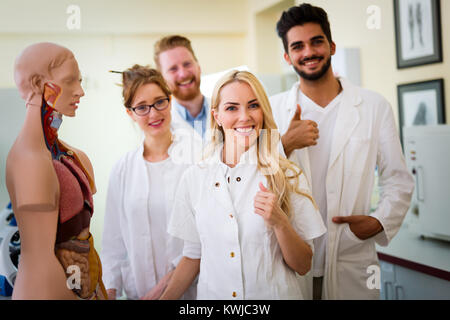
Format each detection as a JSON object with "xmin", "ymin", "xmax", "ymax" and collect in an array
[
  {"xmin": 229, "ymin": 214, "xmax": 233, "ymax": 218},
  {"xmin": 236, "ymin": 177, "xmax": 241, "ymax": 182},
  {"xmin": 230, "ymin": 252, "xmax": 235, "ymax": 258},
  {"xmin": 215, "ymin": 182, "xmax": 220, "ymax": 187},
  {"xmin": 232, "ymin": 291, "xmax": 237, "ymax": 298},
  {"xmin": 227, "ymin": 177, "xmax": 230, "ymax": 183}
]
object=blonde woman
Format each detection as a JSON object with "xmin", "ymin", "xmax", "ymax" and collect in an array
[{"xmin": 160, "ymin": 70, "xmax": 326, "ymax": 300}]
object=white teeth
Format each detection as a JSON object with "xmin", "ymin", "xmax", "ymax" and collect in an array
[
  {"xmin": 150, "ymin": 119, "xmax": 163, "ymax": 125},
  {"xmin": 179, "ymin": 79, "xmax": 193, "ymax": 85},
  {"xmin": 235, "ymin": 127, "xmax": 253, "ymax": 133}
]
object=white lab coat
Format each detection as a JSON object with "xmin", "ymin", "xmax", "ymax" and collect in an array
[
  {"xmin": 269, "ymin": 78, "xmax": 414, "ymax": 299},
  {"xmin": 168, "ymin": 145, "xmax": 326, "ymax": 300},
  {"xmin": 101, "ymin": 128, "xmax": 201, "ymax": 300}
]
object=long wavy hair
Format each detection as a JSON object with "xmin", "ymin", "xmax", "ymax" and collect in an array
[{"xmin": 207, "ymin": 70, "xmax": 315, "ymax": 217}]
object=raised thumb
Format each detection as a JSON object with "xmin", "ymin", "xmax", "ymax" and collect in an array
[
  {"xmin": 259, "ymin": 182, "xmax": 269, "ymax": 192},
  {"xmin": 294, "ymin": 104, "xmax": 302, "ymax": 120}
]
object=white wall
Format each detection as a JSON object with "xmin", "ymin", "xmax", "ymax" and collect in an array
[
  {"xmin": 1, "ymin": 0, "xmax": 448, "ymax": 253},
  {"xmin": 0, "ymin": 0, "xmax": 248, "ymax": 250},
  {"xmin": 0, "ymin": 0, "xmax": 247, "ymax": 34}
]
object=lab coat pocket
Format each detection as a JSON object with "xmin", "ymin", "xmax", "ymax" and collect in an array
[{"xmin": 338, "ymin": 224, "xmax": 366, "ymax": 258}]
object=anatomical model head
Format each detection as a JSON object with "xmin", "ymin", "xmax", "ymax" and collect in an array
[{"xmin": 14, "ymin": 42, "xmax": 85, "ymax": 116}]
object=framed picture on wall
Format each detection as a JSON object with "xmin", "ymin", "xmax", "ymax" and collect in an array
[
  {"xmin": 393, "ymin": 0, "xmax": 443, "ymax": 68},
  {"xmin": 397, "ymin": 79, "xmax": 446, "ymax": 146}
]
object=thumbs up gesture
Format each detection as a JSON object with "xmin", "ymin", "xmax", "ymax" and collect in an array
[
  {"xmin": 254, "ymin": 182, "xmax": 289, "ymax": 228},
  {"xmin": 281, "ymin": 104, "xmax": 319, "ymax": 157}
]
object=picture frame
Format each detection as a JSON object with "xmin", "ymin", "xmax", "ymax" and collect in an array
[
  {"xmin": 393, "ymin": 0, "xmax": 443, "ymax": 69},
  {"xmin": 397, "ymin": 79, "xmax": 446, "ymax": 146}
]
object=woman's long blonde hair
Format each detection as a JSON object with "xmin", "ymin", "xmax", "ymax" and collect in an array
[{"xmin": 207, "ymin": 70, "xmax": 316, "ymax": 217}]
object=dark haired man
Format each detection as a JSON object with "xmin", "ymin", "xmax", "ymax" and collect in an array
[{"xmin": 270, "ymin": 3, "xmax": 414, "ymax": 300}]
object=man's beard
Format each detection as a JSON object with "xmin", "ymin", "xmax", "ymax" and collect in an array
[
  {"xmin": 172, "ymin": 78, "xmax": 201, "ymax": 101},
  {"xmin": 293, "ymin": 55, "xmax": 332, "ymax": 81}
]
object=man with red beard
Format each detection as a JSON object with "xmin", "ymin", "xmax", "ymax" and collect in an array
[
  {"xmin": 270, "ymin": 3, "xmax": 413, "ymax": 300},
  {"xmin": 154, "ymin": 35, "xmax": 209, "ymax": 139}
]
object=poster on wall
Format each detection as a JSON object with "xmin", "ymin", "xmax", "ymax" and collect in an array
[
  {"xmin": 393, "ymin": 0, "xmax": 443, "ymax": 68},
  {"xmin": 397, "ymin": 79, "xmax": 446, "ymax": 146}
]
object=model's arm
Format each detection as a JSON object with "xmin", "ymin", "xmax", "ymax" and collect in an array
[
  {"xmin": 254, "ymin": 182, "xmax": 312, "ymax": 275},
  {"xmin": 12, "ymin": 203, "xmax": 77, "ymax": 299},
  {"xmin": 159, "ymin": 257, "xmax": 200, "ymax": 300},
  {"xmin": 6, "ymin": 113, "xmax": 77, "ymax": 299}
]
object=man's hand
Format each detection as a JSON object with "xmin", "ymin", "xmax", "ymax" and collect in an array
[
  {"xmin": 332, "ymin": 215, "xmax": 384, "ymax": 240},
  {"xmin": 281, "ymin": 104, "xmax": 319, "ymax": 158}
]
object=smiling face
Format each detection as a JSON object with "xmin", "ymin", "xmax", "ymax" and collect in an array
[
  {"xmin": 158, "ymin": 46, "xmax": 202, "ymax": 101},
  {"xmin": 127, "ymin": 82, "xmax": 172, "ymax": 137},
  {"xmin": 48, "ymin": 57, "xmax": 85, "ymax": 117},
  {"xmin": 213, "ymin": 81, "xmax": 263, "ymax": 151},
  {"xmin": 284, "ymin": 22, "xmax": 336, "ymax": 81}
]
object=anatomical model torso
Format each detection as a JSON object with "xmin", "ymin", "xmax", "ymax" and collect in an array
[{"xmin": 6, "ymin": 42, "xmax": 106, "ymax": 299}]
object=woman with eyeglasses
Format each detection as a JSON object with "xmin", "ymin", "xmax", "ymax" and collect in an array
[{"xmin": 101, "ymin": 65, "xmax": 199, "ymax": 300}]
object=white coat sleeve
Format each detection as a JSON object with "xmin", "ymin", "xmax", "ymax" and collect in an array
[
  {"xmin": 370, "ymin": 102, "xmax": 415, "ymax": 246},
  {"xmin": 289, "ymin": 172, "xmax": 327, "ymax": 242},
  {"xmin": 100, "ymin": 163, "xmax": 127, "ymax": 294},
  {"xmin": 183, "ymin": 240, "xmax": 202, "ymax": 259},
  {"xmin": 167, "ymin": 169, "xmax": 201, "ymax": 244}
]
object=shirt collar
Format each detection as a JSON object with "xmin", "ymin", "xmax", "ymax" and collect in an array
[{"xmin": 173, "ymin": 96, "xmax": 208, "ymax": 121}]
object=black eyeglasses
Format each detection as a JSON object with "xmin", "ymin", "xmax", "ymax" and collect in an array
[{"xmin": 128, "ymin": 98, "xmax": 170, "ymax": 116}]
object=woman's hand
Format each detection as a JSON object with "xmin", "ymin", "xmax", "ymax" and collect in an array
[
  {"xmin": 106, "ymin": 288, "xmax": 117, "ymax": 300},
  {"xmin": 253, "ymin": 182, "xmax": 289, "ymax": 229},
  {"xmin": 254, "ymin": 182, "xmax": 312, "ymax": 275},
  {"xmin": 141, "ymin": 270, "xmax": 174, "ymax": 300}
]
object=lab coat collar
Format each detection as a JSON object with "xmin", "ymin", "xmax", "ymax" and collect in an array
[
  {"xmin": 203, "ymin": 143, "xmax": 259, "ymax": 213},
  {"xmin": 338, "ymin": 77, "xmax": 362, "ymax": 107},
  {"xmin": 208, "ymin": 142, "xmax": 259, "ymax": 169},
  {"xmin": 286, "ymin": 77, "xmax": 362, "ymax": 111}
]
